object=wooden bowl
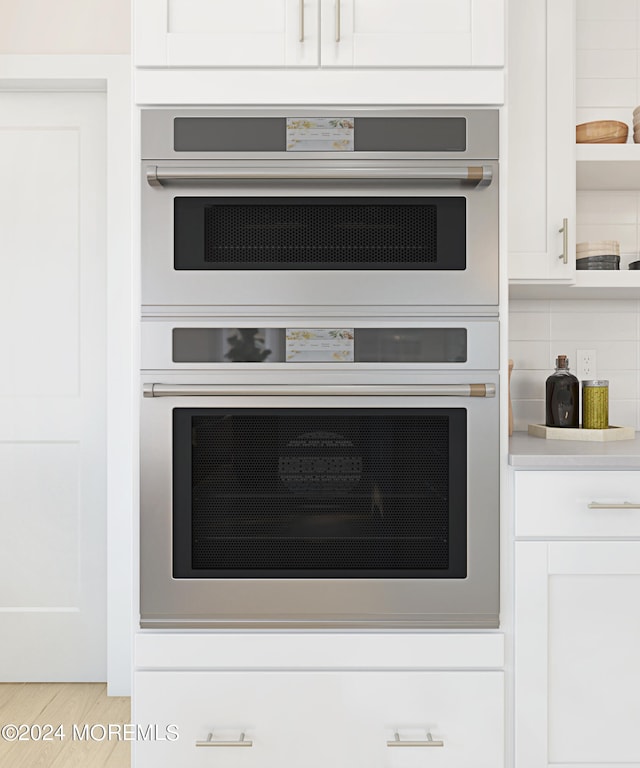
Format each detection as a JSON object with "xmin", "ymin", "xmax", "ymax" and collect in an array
[
  {"xmin": 577, "ymin": 240, "xmax": 619, "ymax": 252},
  {"xmin": 576, "ymin": 120, "xmax": 628, "ymax": 143}
]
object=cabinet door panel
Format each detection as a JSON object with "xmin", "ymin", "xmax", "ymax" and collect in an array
[
  {"xmin": 516, "ymin": 541, "xmax": 640, "ymax": 768},
  {"xmin": 508, "ymin": 0, "xmax": 575, "ymax": 281},
  {"xmin": 136, "ymin": 0, "xmax": 318, "ymax": 67},
  {"xmin": 134, "ymin": 670, "xmax": 504, "ymax": 768},
  {"xmin": 322, "ymin": 0, "xmax": 503, "ymax": 67},
  {"xmin": 548, "ymin": 571, "xmax": 640, "ymax": 763}
]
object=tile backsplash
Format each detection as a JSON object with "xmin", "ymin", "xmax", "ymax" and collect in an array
[
  {"xmin": 509, "ymin": 300, "xmax": 640, "ymax": 431},
  {"xmin": 576, "ymin": 0, "xmax": 640, "ymax": 126}
]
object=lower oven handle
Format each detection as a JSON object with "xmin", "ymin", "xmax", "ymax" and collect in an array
[
  {"xmin": 143, "ymin": 383, "xmax": 496, "ymax": 398},
  {"xmin": 146, "ymin": 164, "xmax": 493, "ymax": 186}
]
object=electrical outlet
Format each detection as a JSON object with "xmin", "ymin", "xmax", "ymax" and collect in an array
[{"xmin": 577, "ymin": 349, "xmax": 596, "ymax": 380}]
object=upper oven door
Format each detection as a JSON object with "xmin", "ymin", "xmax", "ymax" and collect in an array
[
  {"xmin": 142, "ymin": 167, "xmax": 498, "ymax": 310},
  {"xmin": 141, "ymin": 109, "xmax": 499, "ymax": 312}
]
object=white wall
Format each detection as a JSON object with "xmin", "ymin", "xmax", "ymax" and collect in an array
[{"xmin": 0, "ymin": 0, "xmax": 130, "ymax": 54}]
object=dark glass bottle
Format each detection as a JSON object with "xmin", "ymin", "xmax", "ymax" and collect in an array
[{"xmin": 545, "ymin": 354, "xmax": 579, "ymax": 427}]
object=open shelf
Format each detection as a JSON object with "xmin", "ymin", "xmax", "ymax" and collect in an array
[
  {"xmin": 576, "ymin": 144, "xmax": 640, "ymax": 190},
  {"xmin": 510, "ymin": 270, "xmax": 640, "ymax": 299}
]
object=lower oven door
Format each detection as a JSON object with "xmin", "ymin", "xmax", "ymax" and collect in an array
[{"xmin": 140, "ymin": 374, "xmax": 499, "ymax": 629}]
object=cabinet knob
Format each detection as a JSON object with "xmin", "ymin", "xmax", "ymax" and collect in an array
[
  {"xmin": 195, "ymin": 731, "xmax": 253, "ymax": 747},
  {"xmin": 387, "ymin": 731, "xmax": 444, "ymax": 747}
]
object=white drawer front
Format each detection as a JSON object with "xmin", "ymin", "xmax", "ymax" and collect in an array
[
  {"xmin": 133, "ymin": 670, "xmax": 504, "ymax": 768},
  {"xmin": 515, "ymin": 471, "xmax": 640, "ymax": 538}
]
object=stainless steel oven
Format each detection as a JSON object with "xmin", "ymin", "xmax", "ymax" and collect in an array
[
  {"xmin": 140, "ymin": 319, "xmax": 499, "ymax": 629},
  {"xmin": 141, "ymin": 107, "xmax": 499, "ymax": 312}
]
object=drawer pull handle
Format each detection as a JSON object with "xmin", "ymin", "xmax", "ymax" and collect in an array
[
  {"xmin": 588, "ymin": 501, "xmax": 640, "ymax": 510},
  {"xmin": 299, "ymin": 0, "xmax": 304, "ymax": 42},
  {"xmin": 387, "ymin": 731, "xmax": 444, "ymax": 747},
  {"xmin": 196, "ymin": 732, "xmax": 253, "ymax": 747}
]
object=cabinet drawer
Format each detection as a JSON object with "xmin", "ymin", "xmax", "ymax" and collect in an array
[
  {"xmin": 514, "ymin": 471, "xmax": 640, "ymax": 538},
  {"xmin": 133, "ymin": 670, "xmax": 503, "ymax": 768}
]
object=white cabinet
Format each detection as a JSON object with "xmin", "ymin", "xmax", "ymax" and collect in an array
[
  {"xmin": 320, "ymin": 0, "xmax": 504, "ymax": 68},
  {"xmin": 134, "ymin": 670, "xmax": 504, "ymax": 768},
  {"xmin": 514, "ymin": 470, "xmax": 640, "ymax": 768},
  {"xmin": 508, "ymin": 0, "xmax": 576, "ymax": 282},
  {"xmin": 132, "ymin": 633, "xmax": 505, "ymax": 768},
  {"xmin": 135, "ymin": 0, "xmax": 504, "ymax": 69},
  {"xmin": 514, "ymin": 470, "xmax": 640, "ymax": 538},
  {"xmin": 135, "ymin": 0, "xmax": 317, "ymax": 67}
]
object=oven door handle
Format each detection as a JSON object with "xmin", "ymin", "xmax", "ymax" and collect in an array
[
  {"xmin": 145, "ymin": 164, "xmax": 493, "ymax": 187},
  {"xmin": 143, "ymin": 383, "xmax": 496, "ymax": 398}
]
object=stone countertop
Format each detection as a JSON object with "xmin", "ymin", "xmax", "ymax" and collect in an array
[{"xmin": 509, "ymin": 430, "xmax": 640, "ymax": 469}]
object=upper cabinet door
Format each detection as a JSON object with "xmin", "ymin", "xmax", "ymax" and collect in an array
[
  {"xmin": 508, "ymin": 0, "xmax": 576, "ymax": 282},
  {"xmin": 321, "ymin": 0, "xmax": 504, "ymax": 67},
  {"xmin": 135, "ymin": 0, "xmax": 319, "ymax": 67},
  {"xmin": 135, "ymin": 0, "xmax": 503, "ymax": 68}
]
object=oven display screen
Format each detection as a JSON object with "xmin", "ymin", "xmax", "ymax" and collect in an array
[{"xmin": 172, "ymin": 408, "xmax": 467, "ymax": 579}]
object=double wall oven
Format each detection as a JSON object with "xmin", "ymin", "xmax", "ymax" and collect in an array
[{"xmin": 140, "ymin": 108, "xmax": 501, "ymax": 629}]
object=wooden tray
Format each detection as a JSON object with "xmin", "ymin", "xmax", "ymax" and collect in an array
[{"xmin": 528, "ymin": 424, "xmax": 635, "ymax": 441}]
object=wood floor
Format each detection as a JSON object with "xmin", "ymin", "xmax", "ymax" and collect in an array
[{"xmin": 0, "ymin": 683, "xmax": 130, "ymax": 767}]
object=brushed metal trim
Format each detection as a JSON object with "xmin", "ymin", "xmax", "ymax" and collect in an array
[
  {"xmin": 139, "ymin": 615, "xmax": 500, "ymax": 629},
  {"xmin": 299, "ymin": 0, "xmax": 304, "ymax": 41},
  {"xmin": 469, "ymin": 383, "xmax": 488, "ymax": 397},
  {"xmin": 387, "ymin": 732, "xmax": 444, "ymax": 748},
  {"xmin": 146, "ymin": 165, "xmax": 161, "ymax": 187},
  {"xmin": 145, "ymin": 164, "xmax": 493, "ymax": 186},
  {"xmin": 196, "ymin": 732, "xmax": 252, "ymax": 748},
  {"xmin": 588, "ymin": 502, "xmax": 640, "ymax": 510},
  {"xmin": 559, "ymin": 217, "xmax": 569, "ymax": 263},
  {"xmin": 144, "ymin": 383, "xmax": 496, "ymax": 398}
]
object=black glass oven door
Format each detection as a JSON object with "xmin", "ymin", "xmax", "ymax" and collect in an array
[
  {"xmin": 174, "ymin": 197, "xmax": 466, "ymax": 271},
  {"xmin": 173, "ymin": 408, "xmax": 467, "ymax": 579}
]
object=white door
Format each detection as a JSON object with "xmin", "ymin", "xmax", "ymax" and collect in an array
[
  {"xmin": 0, "ymin": 91, "xmax": 107, "ymax": 681},
  {"xmin": 508, "ymin": 0, "xmax": 576, "ymax": 281},
  {"xmin": 515, "ymin": 541, "xmax": 640, "ymax": 767},
  {"xmin": 321, "ymin": 0, "xmax": 504, "ymax": 67},
  {"xmin": 135, "ymin": 0, "xmax": 318, "ymax": 67}
]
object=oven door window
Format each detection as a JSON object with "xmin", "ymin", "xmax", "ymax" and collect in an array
[
  {"xmin": 173, "ymin": 408, "xmax": 467, "ymax": 578},
  {"xmin": 174, "ymin": 197, "xmax": 466, "ymax": 271}
]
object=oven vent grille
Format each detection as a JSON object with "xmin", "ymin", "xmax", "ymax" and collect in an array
[{"xmin": 203, "ymin": 203, "xmax": 438, "ymax": 267}]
